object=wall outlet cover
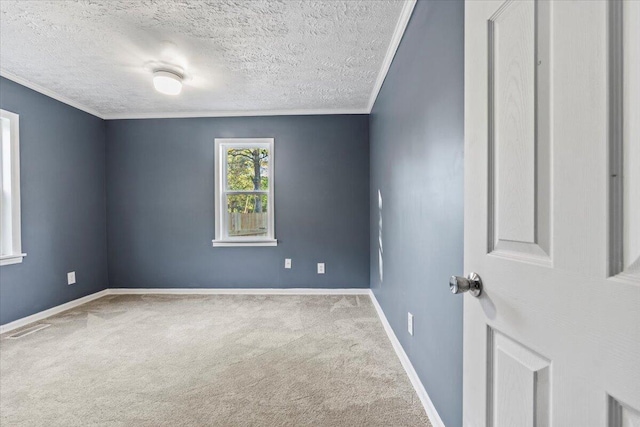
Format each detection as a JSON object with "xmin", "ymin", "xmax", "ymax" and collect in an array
[
  {"xmin": 317, "ymin": 263, "xmax": 325, "ymax": 274},
  {"xmin": 67, "ymin": 271, "xmax": 76, "ymax": 285},
  {"xmin": 285, "ymin": 258, "xmax": 292, "ymax": 269}
]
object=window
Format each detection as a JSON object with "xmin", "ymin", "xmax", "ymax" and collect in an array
[
  {"xmin": 213, "ymin": 138, "xmax": 276, "ymax": 247},
  {"xmin": 0, "ymin": 109, "xmax": 25, "ymax": 266}
]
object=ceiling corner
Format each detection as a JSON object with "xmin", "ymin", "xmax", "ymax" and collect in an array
[
  {"xmin": 0, "ymin": 69, "xmax": 105, "ymax": 119},
  {"xmin": 366, "ymin": 0, "xmax": 417, "ymax": 113}
]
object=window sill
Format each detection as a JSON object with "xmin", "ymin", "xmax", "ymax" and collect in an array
[
  {"xmin": 212, "ymin": 239, "xmax": 277, "ymax": 247},
  {"xmin": 0, "ymin": 253, "xmax": 27, "ymax": 266}
]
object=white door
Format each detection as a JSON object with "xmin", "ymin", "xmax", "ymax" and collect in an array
[{"xmin": 463, "ymin": 1, "xmax": 640, "ymax": 426}]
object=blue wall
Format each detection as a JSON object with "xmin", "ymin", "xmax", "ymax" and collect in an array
[
  {"xmin": 369, "ymin": 1, "xmax": 465, "ymax": 426},
  {"xmin": 2, "ymin": 9, "xmax": 465, "ymax": 424},
  {"xmin": 106, "ymin": 115, "xmax": 369, "ymax": 289},
  {"xmin": 0, "ymin": 77, "xmax": 109, "ymax": 325}
]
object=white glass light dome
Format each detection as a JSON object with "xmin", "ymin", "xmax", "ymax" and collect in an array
[{"xmin": 153, "ymin": 70, "xmax": 183, "ymax": 95}]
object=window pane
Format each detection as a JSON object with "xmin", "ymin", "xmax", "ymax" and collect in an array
[
  {"xmin": 226, "ymin": 148, "xmax": 269, "ymax": 191},
  {"xmin": 226, "ymin": 194, "xmax": 268, "ymax": 237},
  {"xmin": 1, "ymin": 117, "xmax": 11, "ymax": 256}
]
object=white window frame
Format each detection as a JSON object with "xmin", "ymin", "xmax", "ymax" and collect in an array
[
  {"xmin": 0, "ymin": 109, "xmax": 26, "ymax": 266},
  {"xmin": 213, "ymin": 138, "xmax": 276, "ymax": 247}
]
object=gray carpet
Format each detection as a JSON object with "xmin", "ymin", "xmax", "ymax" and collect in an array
[{"xmin": 1, "ymin": 294, "xmax": 431, "ymax": 426}]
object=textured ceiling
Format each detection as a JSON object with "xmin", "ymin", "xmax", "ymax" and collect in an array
[{"xmin": 0, "ymin": 0, "xmax": 410, "ymax": 118}]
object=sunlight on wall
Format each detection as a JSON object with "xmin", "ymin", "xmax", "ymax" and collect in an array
[{"xmin": 378, "ymin": 189, "xmax": 383, "ymax": 283}]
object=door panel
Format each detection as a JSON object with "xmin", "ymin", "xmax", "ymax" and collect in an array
[
  {"xmin": 487, "ymin": 0, "xmax": 552, "ymax": 264},
  {"xmin": 620, "ymin": 0, "xmax": 640, "ymax": 280},
  {"xmin": 491, "ymin": 0, "xmax": 536, "ymax": 245},
  {"xmin": 609, "ymin": 398, "xmax": 640, "ymax": 427},
  {"xmin": 464, "ymin": 1, "xmax": 640, "ymax": 426},
  {"xmin": 489, "ymin": 329, "xmax": 550, "ymax": 427}
]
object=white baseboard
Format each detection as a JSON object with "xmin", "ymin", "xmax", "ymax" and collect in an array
[
  {"xmin": 1, "ymin": 286, "xmax": 445, "ymax": 427},
  {"xmin": 0, "ymin": 288, "xmax": 369, "ymax": 333},
  {"xmin": 368, "ymin": 290, "xmax": 446, "ymax": 427},
  {"xmin": 0, "ymin": 289, "xmax": 109, "ymax": 335},
  {"xmin": 108, "ymin": 288, "xmax": 370, "ymax": 295}
]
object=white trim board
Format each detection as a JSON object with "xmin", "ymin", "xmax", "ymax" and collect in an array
[
  {"xmin": 0, "ymin": 288, "xmax": 369, "ymax": 333},
  {"xmin": 102, "ymin": 108, "xmax": 369, "ymax": 120},
  {"xmin": 0, "ymin": 1, "xmax": 415, "ymax": 120},
  {"xmin": 0, "ymin": 72, "xmax": 366, "ymax": 119},
  {"xmin": 0, "ymin": 289, "xmax": 109, "ymax": 335},
  {"xmin": 0, "ymin": 70, "xmax": 104, "ymax": 119},
  {"xmin": 108, "ymin": 288, "xmax": 370, "ymax": 295},
  {"xmin": 366, "ymin": 0, "xmax": 417, "ymax": 112},
  {"xmin": 368, "ymin": 289, "xmax": 446, "ymax": 427},
  {"xmin": 0, "ymin": 285, "xmax": 444, "ymax": 427},
  {"xmin": 0, "ymin": 72, "xmax": 368, "ymax": 119}
]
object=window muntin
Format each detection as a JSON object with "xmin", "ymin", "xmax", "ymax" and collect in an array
[
  {"xmin": 214, "ymin": 138, "xmax": 275, "ymax": 246},
  {"xmin": 0, "ymin": 109, "xmax": 24, "ymax": 266}
]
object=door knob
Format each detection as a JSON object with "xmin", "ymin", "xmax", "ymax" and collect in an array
[{"xmin": 449, "ymin": 272, "xmax": 483, "ymax": 297}]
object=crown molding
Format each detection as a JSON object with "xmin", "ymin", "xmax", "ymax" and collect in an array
[
  {"xmin": 1, "ymin": 1, "xmax": 415, "ymax": 120},
  {"xmin": 0, "ymin": 69, "xmax": 104, "ymax": 119},
  {"xmin": 366, "ymin": 0, "xmax": 417, "ymax": 113},
  {"xmin": 102, "ymin": 108, "xmax": 369, "ymax": 120},
  {"xmin": 1, "ymin": 69, "xmax": 367, "ymax": 119}
]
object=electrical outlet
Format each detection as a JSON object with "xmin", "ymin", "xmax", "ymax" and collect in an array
[
  {"xmin": 408, "ymin": 312, "xmax": 414, "ymax": 336},
  {"xmin": 285, "ymin": 258, "xmax": 292, "ymax": 269},
  {"xmin": 317, "ymin": 263, "xmax": 325, "ymax": 274},
  {"xmin": 67, "ymin": 271, "xmax": 76, "ymax": 285}
]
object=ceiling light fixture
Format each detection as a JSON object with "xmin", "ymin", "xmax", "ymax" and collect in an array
[{"xmin": 153, "ymin": 70, "xmax": 183, "ymax": 95}]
